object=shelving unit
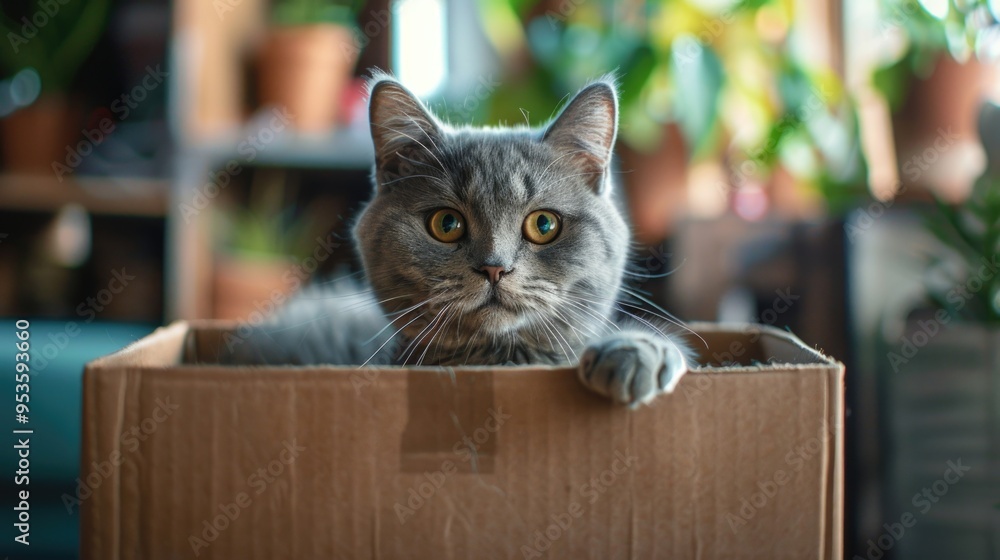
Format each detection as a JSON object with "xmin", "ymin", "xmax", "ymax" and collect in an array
[
  {"xmin": 166, "ymin": 0, "xmax": 390, "ymax": 320},
  {"xmin": 167, "ymin": 129, "xmax": 375, "ymax": 320},
  {"xmin": 0, "ymin": 0, "xmax": 385, "ymax": 321},
  {"xmin": 188, "ymin": 124, "xmax": 375, "ymax": 170},
  {"xmin": 0, "ymin": 0, "xmax": 174, "ymax": 323},
  {"xmin": 0, "ymin": 174, "xmax": 168, "ymax": 217}
]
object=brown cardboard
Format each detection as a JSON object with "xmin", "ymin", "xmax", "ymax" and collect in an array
[{"xmin": 81, "ymin": 321, "xmax": 844, "ymax": 559}]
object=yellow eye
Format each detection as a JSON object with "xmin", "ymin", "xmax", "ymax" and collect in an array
[
  {"xmin": 427, "ymin": 208, "xmax": 466, "ymax": 242},
  {"xmin": 523, "ymin": 210, "xmax": 561, "ymax": 244}
]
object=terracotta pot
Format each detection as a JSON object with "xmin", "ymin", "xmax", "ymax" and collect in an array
[
  {"xmin": 258, "ymin": 24, "xmax": 358, "ymax": 132},
  {"xmin": 891, "ymin": 56, "xmax": 996, "ymax": 201},
  {"xmin": 618, "ymin": 123, "xmax": 690, "ymax": 245},
  {"xmin": 214, "ymin": 255, "xmax": 296, "ymax": 321},
  {"xmin": 1, "ymin": 95, "xmax": 78, "ymax": 174}
]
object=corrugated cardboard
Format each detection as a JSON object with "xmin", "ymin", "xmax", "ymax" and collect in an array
[{"xmin": 81, "ymin": 321, "xmax": 844, "ymax": 559}]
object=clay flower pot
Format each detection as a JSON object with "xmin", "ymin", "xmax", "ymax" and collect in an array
[
  {"xmin": 619, "ymin": 123, "xmax": 690, "ymax": 245},
  {"xmin": 1, "ymin": 94, "xmax": 78, "ymax": 174},
  {"xmin": 257, "ymin": 23, "xmax": 358, "ymax": 132},
  {"xmin": 213, "ymin": 254, "xmax": 296, "ymax": 321}
]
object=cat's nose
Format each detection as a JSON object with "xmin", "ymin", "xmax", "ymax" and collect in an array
[{"xmin": 478, "ymin": 265, "xmax": 507, "ymax": 285}]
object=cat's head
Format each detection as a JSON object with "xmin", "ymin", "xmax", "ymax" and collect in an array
[{"xmin": 354, "ymin": 74, "xmax": 629, "ymax": 361}]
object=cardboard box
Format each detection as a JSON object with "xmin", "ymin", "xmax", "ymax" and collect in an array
[{"xmin": 81, "ymin": 321, "xmax": 844, "ymax": 559}]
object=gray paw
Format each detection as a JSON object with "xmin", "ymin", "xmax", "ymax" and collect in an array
[{"xmin": 578, "ymin": 331, "xmax": 688, "ymax": 406}]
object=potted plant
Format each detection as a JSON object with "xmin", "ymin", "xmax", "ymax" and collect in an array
[
  {"xmin": 875, "ymin": 0, "xmax": 1000, "ymax": 548},
  {"xmin": 0, "ymin": 0, "xmax": 109, "ymax": 172},
  {"xmin": 874, "ymin": 173, "xmax": 1000, "ymax": 559},
  {"xmin": 476, "ymin": 0, "xmax": 867, "ymax": 243},
  {"xmin": 213, "ymin": 170, "xmax": 322, "ymax": 320},
  {"xmin": 872, "ymin": 0, "xmax": 999, "ymax": 201},
  {"xmin": 257, "ymin": 0, "xmax": 362, "ymax": 132}
]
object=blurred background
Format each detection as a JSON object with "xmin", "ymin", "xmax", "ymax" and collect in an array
[{"xmin": 1, "ymin": 0, "xmax": 999, "ymax": 557}]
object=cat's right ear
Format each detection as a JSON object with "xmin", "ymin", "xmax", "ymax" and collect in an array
[
  {"xmin": 367, "ymin": 74, "xmax": 444, "ymax": 187},
  {"xmin": 542, "ymin": 79, "xmax": 618, "ymax": 195}
]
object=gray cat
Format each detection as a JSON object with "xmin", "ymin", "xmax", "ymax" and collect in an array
[{"xmin": 226, "ymin": 73, "xmax": 692, "ymax": 406}]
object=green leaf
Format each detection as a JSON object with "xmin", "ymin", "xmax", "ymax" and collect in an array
[
  {"xmin": 271, "ymin": 0, "xmax": 359, "ymax": 26},
  {"xmin": 617, "ymin": 43, "xmax": 657, "ymax": 112},
  {"xmin": 669, "ymin": 36, "xmax": 723, "ymax": 160}
]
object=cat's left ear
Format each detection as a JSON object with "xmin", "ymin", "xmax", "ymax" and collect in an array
[
  {"xmin": 542, "ymin": 80, "xmax": 618, "ymax": 194},
  {"xmin": 367, "ymin": 74, "xmax": 444, "ymax": 187}
]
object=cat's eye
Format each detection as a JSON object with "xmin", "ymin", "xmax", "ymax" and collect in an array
[
  {"xmin": 523, "ymin": 210, "xmax": 561, "ymax": 244},
  {"xmin": 427, "ymin": 208, "xmax": 466, "ymax": 243}
]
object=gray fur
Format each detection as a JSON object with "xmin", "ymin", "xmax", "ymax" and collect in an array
[{"xmin": 224, "ymin": 73, "xmax": 691, "ymax": 406}]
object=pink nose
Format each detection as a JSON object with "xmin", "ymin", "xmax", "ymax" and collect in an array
[{"xmin": 479, "ymin": 265, "xmax": 506, "ymax": 285}]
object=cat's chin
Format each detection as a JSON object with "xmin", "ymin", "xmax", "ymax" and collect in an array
[{"xmin": 468, "ymin": 301, "xmax": 524, "ymax": 332}]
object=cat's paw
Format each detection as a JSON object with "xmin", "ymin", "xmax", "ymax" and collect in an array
[{"xmin": 577, "ymin": 331, "xmax": 688, "ymax": 406}]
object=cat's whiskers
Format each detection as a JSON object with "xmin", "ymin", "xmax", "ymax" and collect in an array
[
  {"xmin": 544, "ymin": 169, "xmax": 605, "ymax": 189},
  {"xmin": 400, "ymin": 303, "xmax": 453, "ymax": 365},
  {"xmin": 537, "ymin": 149, "xmax": 591, "ymax": 181},
  {"xmin": 434, "ymin": 306, "xmax": 465, "ymax": 364},
  {"xmin": 359, "ymin": 311, "xmax": 427, "ymax": 367},
  {"xmin": 417, "ymin": 303, "xmax": 459, "ymax": 366},
  {"xmin": 550, "ymin": 307, "xmax": 592, "ymax": 344},
  {"xmin": 621, "ymin": 256, "xmax": 686, "ymax": 280},
  {"xmin": 361, "ymin": 297, "xmax": 430, "ymax": 345},
  {"xmin": 371, "ymin": 122, "xmax": 452, "ymax": 179},
  {"xmin": 561, "ymin": 297, "xmax": 621, "ymax": 334},
  {"xmin": 616, "ymin": 287, "xmax": 708, "ymax": 349},
  {"xmin": 339, "ymin": 294, "xmax": 413, "ymax": 314},
  {"xmin": 564, "ymin": 289, "xmax": 683, "ymax": 332},
  {"xmin": 537, "ymin": 314, "xmax": 575, "ymax": 363},
  {"xmin": 406, "ymin": 114, "xmax": 443, "ymax": 154},
  {"xmin": 460, "ymin": 321, "xmax": 487, "ymax": 365},
  {"xmin": 380, "ymin": 173, "xmax": 447, "ymax": 187},
  {"xmin": 562, "ymin": 292, "xmax": 697, "ymax": 357}
]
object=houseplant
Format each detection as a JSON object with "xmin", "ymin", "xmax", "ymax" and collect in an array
[
  {"xmin": 0, "ymin": 0, "xmax": 109, "ymax": 172},
  {"xmin": 872, "ymin": 0, "xmax": 999, "ymax": 201},
  {"xmin": 875, "ymin": 170, "xmax": 1000, "ymax": 560},
  {"xmin": 476, "ymin": 0, "xmax": 867, "ymax": 241},
  {"xmin": 213, "ymin": 170, "xmax": 322, "ymax": 320},
  {"xmin": 257, "ymin": 0, "xmax": 362, "ymax": 132},
  {"xmin": 871, "ymin": 3, "xmax": 1000, "ymax": 557}
]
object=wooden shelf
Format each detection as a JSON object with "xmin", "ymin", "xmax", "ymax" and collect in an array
[
  {"xmin": 187, "ymin": 124, "xmax": 375, "ymax": 170},
  {"xmin": 0, "ymin": 174, "xmax": 169, "ymax": 217}
]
